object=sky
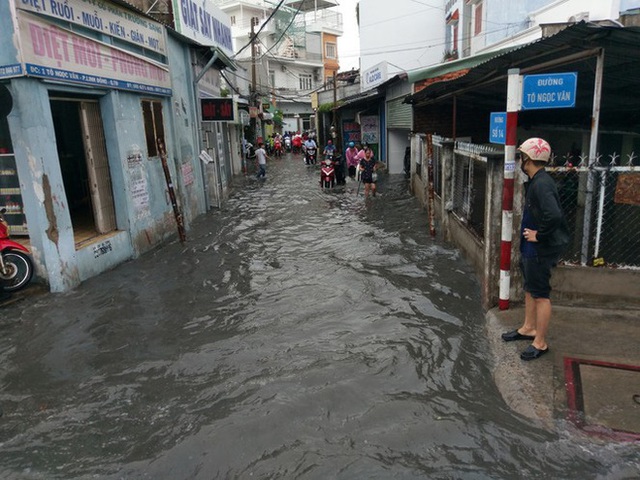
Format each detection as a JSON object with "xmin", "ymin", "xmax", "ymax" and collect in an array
[{"xmin": 336, "ymin": 0, "xmax": 360, "ymax": 71}]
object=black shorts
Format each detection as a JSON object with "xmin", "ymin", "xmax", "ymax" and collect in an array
[{"xmin": 520, "ymin": 253, "xmax": 560, "ymax": 299}]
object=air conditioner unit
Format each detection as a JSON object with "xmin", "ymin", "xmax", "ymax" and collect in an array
[{"xmin": 568, "ymin": 11, "xmax": 589, "ymax": 23}]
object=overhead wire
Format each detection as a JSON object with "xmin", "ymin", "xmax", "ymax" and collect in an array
[
  {"xmin": 232, "ymin": 0, "xmax": 286, "ymax": 58},
  {"xmin": 258, "ymin": 2, "xmax": 304, "ymax": 60}
]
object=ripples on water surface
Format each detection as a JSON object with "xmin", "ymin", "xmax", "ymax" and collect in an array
[{"xmin": 0, "ymin": 155, "xmax": 638, "ymax": 479}]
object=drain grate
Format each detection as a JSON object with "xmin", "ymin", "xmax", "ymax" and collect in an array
[{"xmin": 564, "ymin": 357, "xmax": 640, "ymax": 441}]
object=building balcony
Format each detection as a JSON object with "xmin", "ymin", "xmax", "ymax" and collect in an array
[
  {"xmin": 303, "ymin": 9, "xmax": 343, "ymax": 35},
  {"xmin": 214, "ymin": 0, "xmax": 339, "ymax": 13}
]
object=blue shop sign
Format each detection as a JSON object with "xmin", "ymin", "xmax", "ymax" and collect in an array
[
  {"xmin": 489, "ymin": 112, "xmax": 507, "ymax": 144},
  {"xmin": 522, "ymin": 72, "xmax": 577, "ymax": 110}
]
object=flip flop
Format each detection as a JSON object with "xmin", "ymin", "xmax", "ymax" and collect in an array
[
  {"xmin": 501, "ymin": 329, "xmax": 535, "ymax": 342},
  {"xmin": 520, "ymin": 345, "xmax": 549, "ymax": 361}
]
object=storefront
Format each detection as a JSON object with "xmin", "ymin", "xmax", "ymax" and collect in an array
[{"xmin": 0, "ymin": 0, "xmax": 205, "ymax": 291}]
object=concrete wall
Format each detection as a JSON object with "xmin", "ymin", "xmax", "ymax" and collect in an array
[
  {"xmin": 409, "ymin": 135, "xmax": 640, "ymax": 309},
  {"xmin": 4, "ymin": 36, "xmax": 210, "ymax": 291},
  {"xmin": 8, "ymin": 79, "xmax": 83, "ymax": 292},
  {"xmin": 166, "ymin": 36, "xmax": 208, "ymax": 228}
]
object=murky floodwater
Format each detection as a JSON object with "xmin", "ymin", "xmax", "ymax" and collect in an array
[{"xmin": 0, "ymin": 154, "xmax": 638, "ymax": 479}]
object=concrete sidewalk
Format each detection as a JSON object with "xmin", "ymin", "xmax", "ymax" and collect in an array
[{"xmin": 486, "ymin": 305, "xmax": 640, "ymax": 439}]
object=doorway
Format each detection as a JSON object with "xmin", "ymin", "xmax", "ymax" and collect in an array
[{"xmin": 50, "ymin": 98, "xmax": 116, "ymax": 247}]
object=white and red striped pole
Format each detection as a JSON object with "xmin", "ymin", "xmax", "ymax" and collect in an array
[{"xmin": 499, "ymin": 69, "xmax": 522, "ymax": 310}]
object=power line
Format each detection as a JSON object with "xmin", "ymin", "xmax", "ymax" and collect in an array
[
  {"xmin": 222, "ymin": 67, "xmax": 327, "ymax": 103},
  {"xmin": 258, "ymin": 3, "xmax": 304, "ymax": 60},
  {"xmin": 233, "ymin": 0, "xmax": 286, "ymax": 58},
  {"xmin": 356, "ymin": 23, "xmax": 521, "ymax": 58}
]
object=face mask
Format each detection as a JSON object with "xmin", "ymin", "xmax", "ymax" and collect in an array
[{"xmin": 519, "ymin": 156, "xmax": 528, "ymax": 174}]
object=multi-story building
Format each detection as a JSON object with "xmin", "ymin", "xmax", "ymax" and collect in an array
[
  {"xmin": 213, "ymin": 0, "xmax": 343, "ymax": 134},
  {"xmin": 0, "ymin": 0, "xmax": 234, "ymax": 291},
  {"xmin": 405, "ymin": 0, "xmax": 640, "ymax": 308},
  {"xmin": 445, "ymin": 0, "xmax": 639, "ymax": 59}
]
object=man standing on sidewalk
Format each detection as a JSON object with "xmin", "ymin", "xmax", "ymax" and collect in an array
[{"xmin": 501, "ymin": 138, "xmax": 570, "ymax": 361}]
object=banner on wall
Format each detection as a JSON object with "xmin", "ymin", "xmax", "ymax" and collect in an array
[
  {"xmin": 15, "ymin": 0, "xmax": 168, "ymax": 56},
  {"xmin": 18, "ymin": 12, "xmax": 172, "ymax": 96}
]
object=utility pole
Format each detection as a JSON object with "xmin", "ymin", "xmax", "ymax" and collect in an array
[
  {"xmin": 332, "ymin": 71, "xmax": 342, "ymax": 149},
  {"xmin": 249, "ymin": 19, "xmax": 257, "ymax": 143},
  {"xmin": 332, "ymin": 70, "xmax": 337, "ymax": 129}
]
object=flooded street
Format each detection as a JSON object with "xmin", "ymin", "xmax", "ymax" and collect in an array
[{"xmin": 0, "ymin": 153, "xmax": 637, "ymax": 479}]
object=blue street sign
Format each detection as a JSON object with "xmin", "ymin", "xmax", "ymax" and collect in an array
[
  {"xmin": 521, "ymin": 72, "xmax": 577, "ymax": 110},
  {"xmin": 490, "ymin": 112, "xmax": 507, "ymax": 144}
]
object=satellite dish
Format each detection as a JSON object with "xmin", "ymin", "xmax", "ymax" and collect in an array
[{"xmin": 0, "ymin": 85, "xmax": 13, "ymax": 117}]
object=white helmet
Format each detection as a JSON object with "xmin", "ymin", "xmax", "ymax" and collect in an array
[{"xmin": 518, "ymin": 137, "xmax": 551, "ymax": 162}]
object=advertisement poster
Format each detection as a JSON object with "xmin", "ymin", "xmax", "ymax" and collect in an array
[
  {"xmin": 342, "ymin": 120, "xmax": 361, "ymax": 145},
  {"xmin": 130, "ymin": 171, "xmax": 150, "ymax": 218},
  {"xmin": 181, "ymin": 162, "xmax": 195, "ymax": 186},
  {"xmin": 361, "ymin": 115, "xmax": 379, "ymax": 144}
]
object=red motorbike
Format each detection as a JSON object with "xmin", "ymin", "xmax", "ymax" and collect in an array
[
  {"xmin": 274, "ymin": 140, "xmax": 283, "ymax": 157},
  {"xmin": 320, "ymin": 157, "xmax": 336, "ymax": 189},
  {"xmin": 0, "ymin": 208, "xmax": 34, "ymax": 292}
]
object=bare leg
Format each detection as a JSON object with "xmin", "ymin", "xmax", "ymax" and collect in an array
[
  {"xmin": 532, "ymin": 298, "xmax": 551, "ymax": 350},
  {"xmin": 518, "ymin": 291, "xmax": 537, "ymax": 336}
]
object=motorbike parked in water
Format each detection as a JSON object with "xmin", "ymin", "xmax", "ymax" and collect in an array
[
  {"xmin": 320, "ymin": 157, "xmax": 336, "ymax": 189},
  {"xmin": 0, "ymin": 208, "xmax": 34, "ymax": 292}
]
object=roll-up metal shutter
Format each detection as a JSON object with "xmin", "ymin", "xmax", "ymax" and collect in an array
[{"xmin": 387, "ymin": 97, "xmax": 412, "ymax": 129}]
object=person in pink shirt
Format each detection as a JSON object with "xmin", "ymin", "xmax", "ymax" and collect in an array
[{"xmin": 345, "ymin": 142, "xmax": 360, "ymax": 180}]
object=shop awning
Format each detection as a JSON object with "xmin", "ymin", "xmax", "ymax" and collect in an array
[
  {"xmin": 405, "ymin": 21, "xmax": 640, "ymax": 117},
  {"xmin": 405, "ymin": 46, "xmax": 516, "ymax": 95},
  {"xmin": 211, "ymin": 47, "xmax": 237, "ymax": 71},
  {"xmin": 336, "ymin": 89, "xmax": 384, "ymax": 111}
]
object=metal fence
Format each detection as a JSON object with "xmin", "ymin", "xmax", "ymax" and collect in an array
[
  {"xmin": 450, "ymin": 142, "xmax": 500, "ymax": 239},
  {"xmin": 414, "ymin": 135, "xmax": 640, "ymax": 270},
  {"xmin": 548, "ymin": 153, "xmax": 640, "ymax": 268}
]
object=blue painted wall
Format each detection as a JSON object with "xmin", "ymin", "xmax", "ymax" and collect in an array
[{"xmin": 1, "ymin": 7, "xmax": 212, "ymax": 291}]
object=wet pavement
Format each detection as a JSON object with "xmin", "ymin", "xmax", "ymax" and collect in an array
[{"xmin": 0, "ymin": 153, "xmax": 638, "ymax": 479}]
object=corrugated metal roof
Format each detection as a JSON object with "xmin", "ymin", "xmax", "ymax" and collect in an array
[
  {"xmin": 405, "ymin": 46, "xmax": 517, "ymax": 85},
  {"xmin": 336, "ymin": 89, "xmax": 384, "ymax": 110},
  {"xmin": 405, "ymin": 21, "xmax": 640, "ymax": 120}
]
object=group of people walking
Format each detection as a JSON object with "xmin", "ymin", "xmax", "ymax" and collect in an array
[
  {"xmin": 245, "ymin": 133, "xmax": 569, "ymax": 361},
  {"xmin": 244, "ymin": 134, "xmax": 381, "ymax": 197}
]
